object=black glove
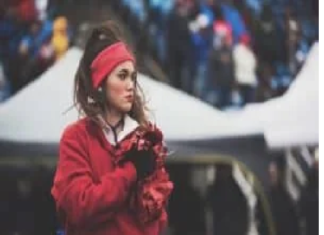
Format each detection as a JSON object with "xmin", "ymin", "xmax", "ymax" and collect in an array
[{"xmin": 122, "ymin": 146, "xmax": 156, "ymax": 180}]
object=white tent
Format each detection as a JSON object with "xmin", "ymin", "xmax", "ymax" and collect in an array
[
  {"xmin": 0, "ymin": 47, "xmax": 261, "ymax": 143},
  {"xmin": 235, "ymin": 42, "xmax": 319, "ymax": 149},
  {"xmin": 0, "ymin": 43, "xmax": 318, "ymax": 149},
  {"xmin": 260, "ymin": 43, "xmax": 319, "ymax": 148}
]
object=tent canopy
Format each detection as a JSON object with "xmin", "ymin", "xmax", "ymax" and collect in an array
[{"xmin": 0, "ymin": 43, "xmax": 318, "ymax": 149}]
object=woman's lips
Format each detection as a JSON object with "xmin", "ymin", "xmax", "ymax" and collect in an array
[{"xmin": 125, "ymin": 95, "xmax": 134, "ymax": 102}]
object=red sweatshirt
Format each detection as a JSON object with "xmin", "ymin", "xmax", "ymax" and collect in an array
[{"xmin": 51, "ymin": 117, "xmax": 168, "ymax": 235}]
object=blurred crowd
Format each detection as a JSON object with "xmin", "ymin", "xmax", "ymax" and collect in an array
[
  {"xmin": 167, "ymin": 150, "xmax": 319, "ymax": 235},
  {"xmin": 0, "ymin": 0, "xmax": 72, "ymax": 102},
  {"xmin": 0, "ymin": 154, "xmax": 318, "ymax": 235},
  {"xmin": 112, "ymin": 0, "xmax": 318, "ymax": 110},
  {"xmin": 0, "ymin": 0, "xmax": 318, "ymax": 109},
  {"xmin": 267, "ymin": 150, "xmax": 318, "ymax": 235}
]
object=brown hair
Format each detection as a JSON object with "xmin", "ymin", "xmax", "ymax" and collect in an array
[{"xmin": 74, "ymin": 21, "xmax": 149, "ymax": 128}]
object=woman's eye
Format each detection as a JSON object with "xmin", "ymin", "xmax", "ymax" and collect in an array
[{"xmin": 119, "ymin": 73, "xmax": 127, "ymax": 80}]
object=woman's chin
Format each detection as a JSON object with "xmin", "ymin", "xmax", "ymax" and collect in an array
[{"xmin": 119, "ymin": 105, "xmax": 132, "ymax": 113}]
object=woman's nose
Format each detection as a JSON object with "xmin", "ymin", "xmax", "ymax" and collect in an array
[{"xmin": 126, "ymin": 80, "xmax": 134, "ymax": 91}]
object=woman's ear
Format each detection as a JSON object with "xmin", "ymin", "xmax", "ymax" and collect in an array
[{"xmin": 96, "ymin": 86, "xmax": 106, "ymax": 104}]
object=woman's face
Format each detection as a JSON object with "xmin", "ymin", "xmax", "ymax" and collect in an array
[{"xmin": 104, "ymin": 60, "xmax": 136, "ymax": 113}]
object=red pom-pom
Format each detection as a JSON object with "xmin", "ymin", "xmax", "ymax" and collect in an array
[{"xmin": 116, "ymin": 125, "xmax": 173, "ymax": 224}]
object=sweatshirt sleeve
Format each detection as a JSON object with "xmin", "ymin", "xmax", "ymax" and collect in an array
[
  {"xmin": 51, "ymin": 125, "xmax": 137, "ymax": 229},
  {"xmin": 159, "ymin": 208, "xmax": 168, "ymax": 233}
]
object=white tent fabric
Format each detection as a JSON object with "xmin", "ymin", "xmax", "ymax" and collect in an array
[
  {"xmin": 0, "ymin": 47, "xmax": 246, "ymax": 143},
  {"xmin": 233, "ymin": 42, "xmax": 318, "ymax": 148},
  {"xmin": 0, "ymin": 43, "xmax": 318, "ymax": 148},
  {"xmin": 261, "ymin": 43, "xmax": 319, "ymax": 148}
]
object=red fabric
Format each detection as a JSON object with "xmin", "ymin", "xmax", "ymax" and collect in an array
[
  {"xmin": 17, "ymin": 0, "xmax": 37, "ymax": 22},
  {"xmin": 90, "ymin": 42, "xmax": 135, "ymax": 89},
  {"xmin": 51, "ymin": 118, "xmax": 172, "ymax": 235},
  {"xmin": 115, "ymin": 124, "xmax": 174, "ymax": 224},
  {"xmin": 239, "ymin": 33, "xmax": 251, "ymax": 46},
  {"xmin": 213, "ymin": 20, "xmax": 233, "ymax": 46}
]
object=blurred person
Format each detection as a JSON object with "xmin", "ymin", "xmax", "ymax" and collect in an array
[
  {"xmin": 0, "ymin": 7, "xmax": 24, "ymax": 93},
  {"xmin": 289, "ymin": 31, "xmax": 310, "ymax": 77},
  {"xmin": 18, "ymin": 19, "xmax": 53, "ymax": 88},
  {"xmin": 166, "ymin": 1, "xmax": 192, "ymax": 91},
  {"xmin": 233, "ymin": 34, "xmax": 257, "ymax": 106},
  {"xmin": 283, "ymin": 6, "xmax": 302, "ymax": 76},
  {"xmin": 34, "ymin": 0, "xmax": 49, "ymax": 21},
  {"xmin": 0, "ymin": 61, "xmax": 11, "ymax": 102},
  {"xmin": 51, "ymin": 16, "xmax": 70, "ymax": 61},
  {"xmin": 207, "ymin": 164, "xmax": 249, "ymax": 235},
  {"xmin": 255, "ymin": 196, "xmax": 270, "ymax": 235},
  {"xmin": 147, "ymin": 0, "xmax": 174, "ymax": 65},
  {"xmin": 123, "ymin": 0, "xmax": 147, "ymax": 24},
  {"xmin": 310, "ymin": 0, "xmax": 318, "ymax": 19},
  {"xmin": 18, "ymin": 20, "xmax": 43, "ymax": 59},
  {"xmin": 38, "ymin": 36, "xmax": 55, "ymax": 67},
  {"xmin": 18, "ymin": 19, "xmax": 53, "ymax": 60},
  {"xmin": 255, "ymin": 64, "xmax": 274, "ymax": 102},
  {"xmin": 0, "ymin": 8, "xmax": 18, "ymax": 60},
  {"xmin": 206, "ymin": 29, "xmax": 235, "ymax": 109},
  {"xmin": 244, "ymin": 0, "xmax": 262, "ymax": 17},
  {"xmin": 268, "ymin": 158, "xmax": 300, "ymax": 235},
  {"xmin": 270, "ymin": 63, "xmax": 293, "ymax": 98},
  {"xmin": 187, "ymin": 0, "xmax": 214, "ymax": 97},
  {"xmin": 254, "ymin": 4, "xmax": 281, "ymax": 70},
  {"xmin": 51, "ymin": 21, "xmax": 173, "ymax": 235},
  {"xmin": 212, "ymin": 3, "xmax": 233, "ymax": 48},
  {"xmin": 220, "ymin": 0, "xmax": 248, "ymax": 44},
  {"xmin": 168, "ymin": 165, "xmax": 206, "ymax": 235},
  {"xmin": 204, "ymin": 2, "xmax": 234, "ymax": 107},
  {"xmin": 15, "ymin": 0, "xmax": 38, "ymax": 24},
  {"xmin": 299, "ymin": 150, "xmax": 318, "ymax": 235}
]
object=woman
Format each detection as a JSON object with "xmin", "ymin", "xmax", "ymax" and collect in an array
[{"xmin": 51, "ymin": 21, "xmax": 173, "ymax": 235}]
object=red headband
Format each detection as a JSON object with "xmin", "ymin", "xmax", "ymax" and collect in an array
[{"xmin": 90, "ymin": 42, "xmax": 135, "ymax": 88}]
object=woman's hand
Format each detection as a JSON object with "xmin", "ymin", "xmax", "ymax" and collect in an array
[{"xmin": 121, "ymin": 145, "xmax": 156, "ymax": 180}]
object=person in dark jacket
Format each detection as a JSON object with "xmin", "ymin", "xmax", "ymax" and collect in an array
[
  {"xmin": 166, "ymin": 1, "xmax": 192, "ymax": 92},
  {"xmin": 207, "ymin": 32, "xmax": 235, "ymax": 109},
  {"xmin": 254, "ymin": 4, "xmax": 281, "ymax": 69},
  {"xmin": 206, "ymin": 164, "xmax": 249, "ymax": 235},
  {"xmin": 268, "ymin": 158, "xmax": 301, "ymax": 235},
  {"xmin": 168, "ymin": 165, "xmax": 206, "ymax": 235},
  {"xmin": 299, "ymin": 158, "xmax": 318, "ymax": 235}
]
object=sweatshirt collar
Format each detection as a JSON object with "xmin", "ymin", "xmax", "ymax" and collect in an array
[{"xmin": 99, "ymin": 114, "xmax": 139, "ymax": 145}]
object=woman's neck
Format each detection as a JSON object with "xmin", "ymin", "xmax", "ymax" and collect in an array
[{"xmin": 105, "ymin": 108, "xmax": 124, "ymax": 127}]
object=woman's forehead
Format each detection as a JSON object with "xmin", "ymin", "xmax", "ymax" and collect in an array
[{"xmin": 115, "ymin": 61, "xmax": 135, "ymax": 72}]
